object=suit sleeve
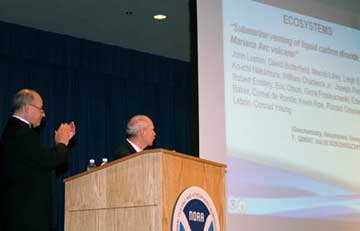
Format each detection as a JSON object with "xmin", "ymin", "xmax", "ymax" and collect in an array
[{"xmin": 11, "ymin": 127, "xmax": 69, "ymax": 170}]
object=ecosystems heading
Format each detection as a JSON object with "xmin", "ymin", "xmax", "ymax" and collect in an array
[{"xmin": 283, "ymin": 14, "xmax": 333, "ymax": 36}]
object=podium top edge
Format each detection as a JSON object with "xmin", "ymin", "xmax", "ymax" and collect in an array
[{"xmin": 64, "ymin": 148, "xmax": 227, "ymax": 182}]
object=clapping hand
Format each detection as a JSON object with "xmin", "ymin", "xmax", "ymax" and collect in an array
[{"xmin": 54, "ymin": 121, "xmax": 76, "ymax": 146}]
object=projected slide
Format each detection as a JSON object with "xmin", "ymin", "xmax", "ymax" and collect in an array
[{"xmin": 224, "ymin": 0, "xmax": 360, "ymax": 224}]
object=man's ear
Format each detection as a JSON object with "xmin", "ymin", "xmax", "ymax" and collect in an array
[{"xmin": 23, "ymin": 104, "xmax": 29, "ymax": 113}]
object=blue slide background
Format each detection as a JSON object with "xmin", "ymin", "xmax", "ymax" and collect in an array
[{"xmin": 223, "ymin": 0, "xmax": 360, "ymax": 222}]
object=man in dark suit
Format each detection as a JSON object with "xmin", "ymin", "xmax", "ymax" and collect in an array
[
  {"xmin": 112, "ymin": 115, "xmax": 156, "ymax": 160},
  {"xmin": 0, "ymin": 89, "xmax": 76, "ymax": 231}
]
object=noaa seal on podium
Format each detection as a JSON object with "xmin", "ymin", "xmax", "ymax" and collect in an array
[{"xmin": 171, "ymin": 186, "xmax": 220, "ymax": 231}]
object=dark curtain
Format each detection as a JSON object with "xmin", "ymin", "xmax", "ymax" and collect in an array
[{"xmin": 0, "ymin": 21, "xmax": 193, "ymax": 231}]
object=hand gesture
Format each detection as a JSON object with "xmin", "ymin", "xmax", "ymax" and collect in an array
[{"xmin": 54, "ymin": 121, "xmax": 76, "ymax": 146}]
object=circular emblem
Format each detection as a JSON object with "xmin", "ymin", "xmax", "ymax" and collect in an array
[{"xmin": 171, "ymin": 186, "xmax": 220, "ymax": 231}]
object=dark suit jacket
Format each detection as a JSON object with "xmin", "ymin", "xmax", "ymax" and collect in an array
[
  {"xmin": 112, "ymin": 140, "xmax": 137, "ymax": 160},
  {"xmin": 0, "ymin": 117, "xmax": 69, "ymax": 231}
]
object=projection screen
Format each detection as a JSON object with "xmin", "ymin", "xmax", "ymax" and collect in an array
[{"xmin": 198, "ymin": 0, "xmax": 360, "ymax": 230}]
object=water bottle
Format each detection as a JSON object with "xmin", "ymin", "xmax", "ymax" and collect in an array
[
  {"xmin": 86, "ymin": 159, "xmax": 96, "ymax": 170},
  {"xmin": 100, "ymin": 158, "xmax": 108, "ymax": 166}
]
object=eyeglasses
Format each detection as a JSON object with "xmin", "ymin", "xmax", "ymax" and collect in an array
[{"xmin": 28, "ymin": 104, "xmax": 45, "ymax": 113}]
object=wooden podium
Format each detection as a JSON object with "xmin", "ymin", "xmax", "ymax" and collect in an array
[{"xmin": 64, "ymin": 149, "xmax": 226, "ymax": 231}]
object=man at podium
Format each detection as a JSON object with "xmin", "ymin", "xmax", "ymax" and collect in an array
[{"xmin": 112, "ymin": 114, "xmax": 156, "ymax": 160}]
